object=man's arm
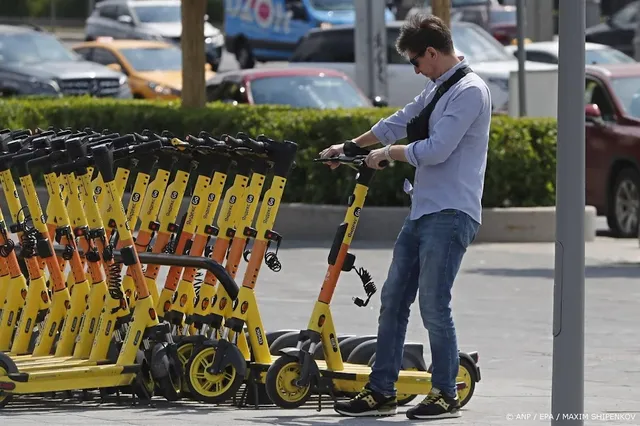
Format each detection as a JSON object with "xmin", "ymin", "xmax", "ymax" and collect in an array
[
  {"xmin": 355, "ymin": 86, "xmax": 429, "ymax": 148},
  {"xmin": 391, "ymin": 85, "xmax": 487, "ymax": 167}
]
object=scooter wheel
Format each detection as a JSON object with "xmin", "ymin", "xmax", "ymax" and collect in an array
[
  {"xmin": 184, "ymin": 343, "xmax": 245, "ymax": 404},
  {"xmin": 175, "ymin": 341, "xmax": 195, "ymax": 397},
  {"xmin": 457, "ymin": 357, "xmax": 477, "ymax": 407},
  {"xmin": 150, "ymin": 342, "xmax": 183, "ymax": 402},
  {"xmin": 130, "ymin": 349, "xmax": 155, "ymax": 400},
  {"xmin": 0, "ymin": 353, "xmax": 18, "ymax": 408},
  {"xmin": 426, "ymin": 356, "xmax": 477, "ymax": 407},
  {"xmin": 264, "ymin": 354, "xmax": 313, "ymax": 409}
]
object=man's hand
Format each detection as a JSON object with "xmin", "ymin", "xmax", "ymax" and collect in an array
[
  {"xmin": 319, "ymin": 143, "xmax": 344, "ymax": 170},
  {"xmin": 365, "ymin": 148, "xmax": 388, "ymax": 170}
]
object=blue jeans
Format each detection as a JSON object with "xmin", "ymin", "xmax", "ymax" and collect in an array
[{"xmin": 368, "ymin": 209, "xmax": 479, "ymax": 398}]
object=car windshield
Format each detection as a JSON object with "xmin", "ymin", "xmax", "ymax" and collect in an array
[
  {"xmin": 450, "ymin": 24, "xmax": 513, "ymax": 62},
  {"xmin": 0, "ymin": 31, "xmax": 78, "ymax": 63},
  {"xmin": 586, "ymin": 47, "xmax": 635, "ymax": 64},
  {"xmin": 119, "ymin": 46, "xmax": 182, "ymax": 71},
  {"xmin": 249, "ymin": 75, "xmax": 369, "ymax": 109},
  {"xmin": 490, "ymin": 9, "xmax": 516, "ymax": 24},
  {"xmin": 133, "ymin": 5, "xmax": 181, "ymax": 22},
  {"xmin": 308, "ymin": 0, "xmax": 355, "ymax": 11},
  {"xmin": 610, "ymin": 76, "xmax": 640, "ymax": 118}
]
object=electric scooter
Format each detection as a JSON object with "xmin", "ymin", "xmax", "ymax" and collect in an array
[
  {"xmin": 0, "ymin": 137, "xmax": 186, "ymax": 407},
  {"xmin": 183, "ymin": 133, "xmax": 298, "ymax": 404},
  {"xmin": 263, "ymin": 141, "xmax": 481, "ymax": 409}
]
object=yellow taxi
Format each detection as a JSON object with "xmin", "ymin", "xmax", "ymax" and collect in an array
[{"xmin": 71, "ymin": 38, "xmax": 215, "ymax": 99}]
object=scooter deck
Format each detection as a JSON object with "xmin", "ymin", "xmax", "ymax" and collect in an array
[
  {"xmin": 10, "ymin": 357, "xmax": 110, "ymax": 372},
  {"xmin": 2, "ymin": 363, "xmax": 139, "ymax": 394},
  {"xmin": 255, "ymin": 356, "xmax": 465, "ymax": 396}
]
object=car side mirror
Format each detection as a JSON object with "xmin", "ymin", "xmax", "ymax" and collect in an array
[
  {"xmin": 117, "ymin": 15, "xmax": 134, "ymax": 25},
  {"xmin": 372, "ymin": 96, "xmax": 388, "ymax": 108},
  {"xmin": 585, "ymin": 103, "xmax": 602, "ymax": 122},
  {"xmin": 106, "ymin": 63, "xmax": 122, "ymax": 73}
]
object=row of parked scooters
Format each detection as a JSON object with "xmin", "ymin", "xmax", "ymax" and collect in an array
[{"xmin": 0, "ymin": 127, "xmax": 480, "ymax": 410}]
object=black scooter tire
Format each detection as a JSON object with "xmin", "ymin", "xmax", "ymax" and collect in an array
[
  {"xmin": 0, "ymin": 353, "xmax": 18, "ymax": 408},
  {"xmin": 269, "ymin": 331, "xmax": 307, "ymax": 355},
  {"xmin": 264, "ymin": 354, "xmax": 313, "ymax": 409},
  {"xmin": 184, "ymin": 341, "xmax": 246, "ymax": 404}
]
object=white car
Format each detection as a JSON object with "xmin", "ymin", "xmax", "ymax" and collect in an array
[
  {"xmin": 504, "ymin": 41, "xmax": 636, "ymax": 65},
  {"xmin": 289, "ymin": 20, "xmax": 557, "ymax": 111}
]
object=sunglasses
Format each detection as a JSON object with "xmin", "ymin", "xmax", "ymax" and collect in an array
[{"xmin": 409, "ymin": 49, "xmax": 427, "ymax": 67}]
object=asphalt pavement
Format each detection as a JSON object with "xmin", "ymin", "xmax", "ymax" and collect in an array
[{"xmin": 1, "ymin": 235, "xmax": 640, "ymax": 425}]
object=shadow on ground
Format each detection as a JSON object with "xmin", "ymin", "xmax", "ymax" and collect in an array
[{"xmin": 466, "ymin": 262, "xmax": 640, "ymax": 279}]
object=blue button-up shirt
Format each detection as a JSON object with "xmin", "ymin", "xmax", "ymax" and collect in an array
[{"xmin": 371, "ymin": 58, "xmax": 492, "ymax": 224}]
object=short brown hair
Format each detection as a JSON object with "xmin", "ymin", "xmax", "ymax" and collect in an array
[{"xmin": 395, "ymin": 13, "xmax": 454, "ymax": 56}]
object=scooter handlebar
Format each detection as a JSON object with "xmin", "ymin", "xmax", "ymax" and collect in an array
[{"xmin": 313, "ymin": 155, "xmax": 388, "ymax": 169}]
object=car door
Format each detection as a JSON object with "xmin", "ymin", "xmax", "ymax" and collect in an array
[{"xmin": 584, "ymin": 76, "xmax": 620, "ymax": 209}]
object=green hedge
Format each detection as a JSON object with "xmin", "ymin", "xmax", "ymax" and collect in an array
[{"xmin": 0, "ymin": 97, "xmax": 557, "ymax": 208}]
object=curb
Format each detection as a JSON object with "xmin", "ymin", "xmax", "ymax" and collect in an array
[{"xmin": 1, "ymin": 188, "xmax": 597, "ymax": 243}]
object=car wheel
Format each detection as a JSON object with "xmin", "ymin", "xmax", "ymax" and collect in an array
[{"xmin": 607, "ymin": 167, "xmax": 640, "ymax": 238}]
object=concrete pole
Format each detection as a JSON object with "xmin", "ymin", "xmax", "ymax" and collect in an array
[
  {"xmin": 551, "ymin": 0, "xmax": 585, "ymax": 424},
  {"xmin": 516, "ymin": 0, "xmax": 526, "ymax": 116},
  {"xmin": 354, "ymin": 0, "xmax": 388, "ymax": 102}
]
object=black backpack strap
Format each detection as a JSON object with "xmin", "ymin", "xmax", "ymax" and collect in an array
[{"xmin": 406, "ymin": 65, "xmax": 473, "ymax": 143}]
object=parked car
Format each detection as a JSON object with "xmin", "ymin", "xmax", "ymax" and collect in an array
[
  {"xmin": 205, "ymin": 67, "xmax": 378, "ymax": 109},
  {"xmin": 84, "ymin": 0, "xmax": 224, "ymax": 70},
  {"xmin": 223, "ymin": 0, "xmax": 395, "ymax": 69},
  {"xmin": 72, "ymin": 38, "xmax": 214, "ymax": 100},
  {"xmin": 407, "ymin": 0, "xmax": 518, "ymax": 45},
  {"xmin": 288, "ymin": 20, "xmax": 557, "ymax": 110},
  {"xmin": 505, "ymin": 41, "xmax": 636, "ymax": 65},
  {"xmin": 585, "ymin": 0, "xmax": 638, "ymax": 58},
  {"xmin": 584, "ymin": 63, "xmax": 640, "ymax": 237},
  {"xmin": 0, "ymin": 24, "xmax": 131, "ymax": 98}
]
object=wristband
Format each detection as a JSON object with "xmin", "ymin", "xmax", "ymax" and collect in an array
[{"xmin": 384, "ymin": 145, "xmax": 393, "ymax": 163}]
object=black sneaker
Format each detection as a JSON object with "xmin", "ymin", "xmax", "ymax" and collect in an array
[
  {"xmin": 406, "ymin": 388, "xmax": 461, "ymax": 420},
  {"xmin": 334, "ymin": 384, "xmax": 397, "ymax": 417}
]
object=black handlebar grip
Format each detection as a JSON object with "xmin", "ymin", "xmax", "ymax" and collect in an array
[
  {"xmin": 111, "ymin": 134, "xmax": 135, "ymax": 148},
  {"xmin": 28, "ymin": 149, "xmax": 67, "ymax": 169},
  {"xmin": 236, "ymin": 132, "xmax": 266, "ymax": 153},
  {"xmin": 343, "ymin": 140, "xmax": 371, "ymax": 157},
  {"xmin": 8, "ymin": 129, "xmax": 31, "ymax": 141},
  {"xmin": 186, "ymin": 135, "xmax": 206, "ymax": 145},
  {"xmin": 222, "ymin": 134, "xmax": 242, "ymax": 148},
  {"xmin": 133, "ymin": 139, "xmax": 162, "ymax": 154},
  {"xmin": 10, "ymin": 150, "xmax": 40, "ymax": 166},
  {"xmin": 93, "ymin": 144, "xmax": 115, "ymax": 182}
]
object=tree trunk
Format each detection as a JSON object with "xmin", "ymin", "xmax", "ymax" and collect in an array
[
  {"xmin": 431, "ymin": 0, "xmax": 451, "ymax": 27},
  {"xmin": 181, "ymin": 0, "xmax": 207, "ymax": 108}
]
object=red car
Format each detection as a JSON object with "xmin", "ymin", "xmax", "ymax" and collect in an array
[
  {"xmin": 205, "ymin": 67, "xmax": 386, "ymax": 109},
  {"xmin": 585, "ymin": 63, "xmax": 640, "ymax": 237}
]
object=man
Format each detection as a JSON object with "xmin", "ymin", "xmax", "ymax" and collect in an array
[{"xmin": 319, "ymin": 13, "xmax": 491, "ymax": 420}]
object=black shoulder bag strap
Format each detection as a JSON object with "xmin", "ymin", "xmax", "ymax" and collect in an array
[{"xmin": 406, "ymin": 65, "xmax": 473, "ymax": 143}]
